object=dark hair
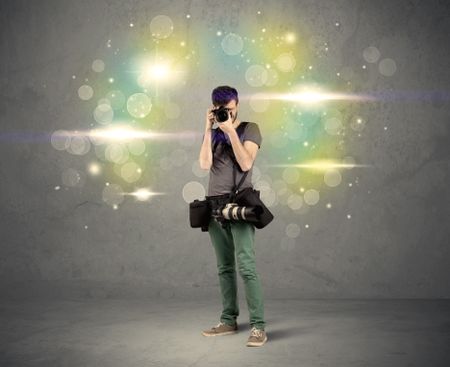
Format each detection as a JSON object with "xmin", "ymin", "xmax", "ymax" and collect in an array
[{"xmin": 211, "ymin": 85, "xmax": 239, "ymax": 106}]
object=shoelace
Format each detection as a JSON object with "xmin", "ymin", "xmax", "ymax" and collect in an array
[
  {"xmin": 214, "ymin": 321, "xmax": 226, "ymax": 329},
  {"xmin": 250, "ymin": 327, "xmax": 263, "ymax": 337}
]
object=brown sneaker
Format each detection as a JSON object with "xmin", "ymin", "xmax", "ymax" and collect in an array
[
  {"xmin": 202, "ymin": 321, "xmax": 238, "ymax": 336},
  {"xmin": 246, "ymin": 326, "xmax": 267, "ymax": 347}
]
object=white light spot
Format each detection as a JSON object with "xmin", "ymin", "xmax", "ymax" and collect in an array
[
  {"xmin": 324, "ymin": 169, "xmax": 342, "ymax": 187},
  {"xmin": 150, "ymin": 15, "xmax": 174, "ymax": 39},
  {"xmin": 78, "ymin": 85, "xmax": 94, "ymax": 100},
  {"xmin": 286, "ymin": 223, "xmax": 301, "ymax": 238},
  {"xmin": 92, "ymin": 59, "xmax": 105, "ymax": 72},
  {"xmin": 221, "ymin": 33, "xmax": 244, "ymax": 55},
  {"xmin": 182, "ymin": 181, "xmax": 206, "ymax": 203},
  {"xmin": 363, "ymin": 46, "xmax": 380, "ymax": 63},
  {"xmin": 379, "ymin": 58, "xmax": 397, "ymax": 76},
  {"xmin": 304, "ymin": 189, "xmax": 319, "ymax": 206}
]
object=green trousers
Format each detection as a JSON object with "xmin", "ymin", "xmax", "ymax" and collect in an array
[{"xmin": 208, "ymin": 217, "xmax": 266, "ymax": 330}]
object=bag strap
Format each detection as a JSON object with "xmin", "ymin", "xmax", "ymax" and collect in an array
[{"xmin": 211, "ymin": 122, "xmax": 250, "ymax": 199}]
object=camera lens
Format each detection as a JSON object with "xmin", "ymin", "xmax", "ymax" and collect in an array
[{"xmin": 213, "ymin": 106, "xmax": 230, "ymax": 123}]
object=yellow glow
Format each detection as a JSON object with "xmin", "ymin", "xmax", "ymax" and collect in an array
[
  {"xmin": 62, "ymin": 127, "xmax": 195, "ymax": 142},
  {"xmin": 269, "ymin": 160, "xmax": 371, "ymax": 171},
  {"xmin": 134, "ymin": 51, "xmax": 187, "ymax": 87},
  {"xmin": 145, "ymin": 63, "xmax": 170, "ymax": 80},
  {"xmin": 247, "ymin": 90, "xmax": 376, "ymax": 103},
  {"xmin": 88, "ymin": 162, "xmax": 101, "ymax": 175},
  {"xmin": 285, "ymin": 32, "xmax": 296, "ymax": 43}
]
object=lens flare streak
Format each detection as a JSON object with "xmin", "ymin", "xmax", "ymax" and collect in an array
[
  {"xmin": 268, "ymin": 161, "xmax": 372, "ymax": 170},
  {"xmin": 123, "ymin": 188, "xmax": 167, "ymax": 201},
  {"xmin": 245, "ymin": 92, "xmax": 377, "ymax": 103},
  {"xmin": 54, "ymin": 128, "xmax": 197, "ymax": 141}
]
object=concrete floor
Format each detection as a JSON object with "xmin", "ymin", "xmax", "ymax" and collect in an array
[{"xmin": 1, "ymin": 298, "xmax": 449, "ymax": 367}]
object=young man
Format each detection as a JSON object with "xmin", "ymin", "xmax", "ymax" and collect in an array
[{"xmin": 198, "ymin": 85, "xmax": 267, "ymax": 347}]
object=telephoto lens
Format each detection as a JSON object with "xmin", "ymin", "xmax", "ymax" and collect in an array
[
  {"xmin": 216, "ymin": 203, "xmax": 262, "ymax": 222},
  {"xmin": 213, "ymin": 106, "xmax": 230, "ymax": 123}
]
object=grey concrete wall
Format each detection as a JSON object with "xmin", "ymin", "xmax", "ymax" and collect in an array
[{"xmin": 0, "ymin": 0, "xmax": 449, "ymax": 300}]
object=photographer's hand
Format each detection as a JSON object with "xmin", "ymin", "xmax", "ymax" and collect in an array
[
  {"xmin": 205, "ymin": 106, "xmax": 215, "ymax": 131},
  {"xmin": 217, "ymin": 111, "xmax": 234, "ymax": 135}
]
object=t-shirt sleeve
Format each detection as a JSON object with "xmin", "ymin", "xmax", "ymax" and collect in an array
[{"xmin": 243, "ymin": 122, "xmax": 262, "ymax": 149}]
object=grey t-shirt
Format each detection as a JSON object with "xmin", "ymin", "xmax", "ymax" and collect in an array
[{"xmin": 202, "ymin": 122, "xmax": 262, "ymax": 196}]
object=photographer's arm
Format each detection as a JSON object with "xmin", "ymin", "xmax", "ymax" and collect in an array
[
  {"xmin": 199, "ymin": 128, "xmax": 213, "ymax": 169},
  {"xmin": 228, "ymin": 129, "xmax": 258, "ymax": 172},
  {"xmin": 199, "ymin": 107, "xmax": 215, "ymax": 170}
]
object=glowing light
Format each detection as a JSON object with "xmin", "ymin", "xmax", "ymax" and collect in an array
[
  {"xmin": 88, "ymin": 162, "xmax": 101, "ymax": 175},
  {"xmin": 89, "ymin": 127, "xmax": 155, "ymax": 141},
  {"xmin": 268, "ymin": 160, "xmax": 371, "ymax": 171},
  {"xmin": 245, "ymin": 90, "xmax": 376, "ymax": 103},
  {"xmin": 145, "ymin": 63, "xmax": 170, "ymax": 81},
  {"xmin": 124, "ymin": 188, "xmax": 165, "ymax": 201},
  {"xmin": 136, "ymin": 53, "xmax": 186, "ymax": 87},
  {"xmin": 57, "ymin": 127, "xmax": 195, "ymax": 143},
  {"xmin": 285, "ymin": 32, "xmax": 296, "ymax": 43}
]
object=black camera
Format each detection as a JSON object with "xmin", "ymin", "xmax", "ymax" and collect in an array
[
  {"xmin": 212, "ymin": 202, "xmax": 263, "ymax": 226},
  {"xmin": 212, "ymin": 106, "xmax": 231, "ymax": 123}
]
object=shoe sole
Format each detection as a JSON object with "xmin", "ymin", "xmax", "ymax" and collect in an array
[
  {"xmin": 202, "ymin": 330, "xmax": 238, "ymax": 337},
  {"xmin": 246, "ymin": 335, "xmax": 268, "ymax": 347}
]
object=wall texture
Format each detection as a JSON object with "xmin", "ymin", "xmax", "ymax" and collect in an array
[{"xmin": 0, "ymin": 0, "xmax": 449, "ymax": 300}]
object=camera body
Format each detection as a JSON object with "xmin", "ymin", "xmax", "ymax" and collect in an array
[{"xmin": 212, "ymin": 106, "xmax": 231, "ymax": 123}]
